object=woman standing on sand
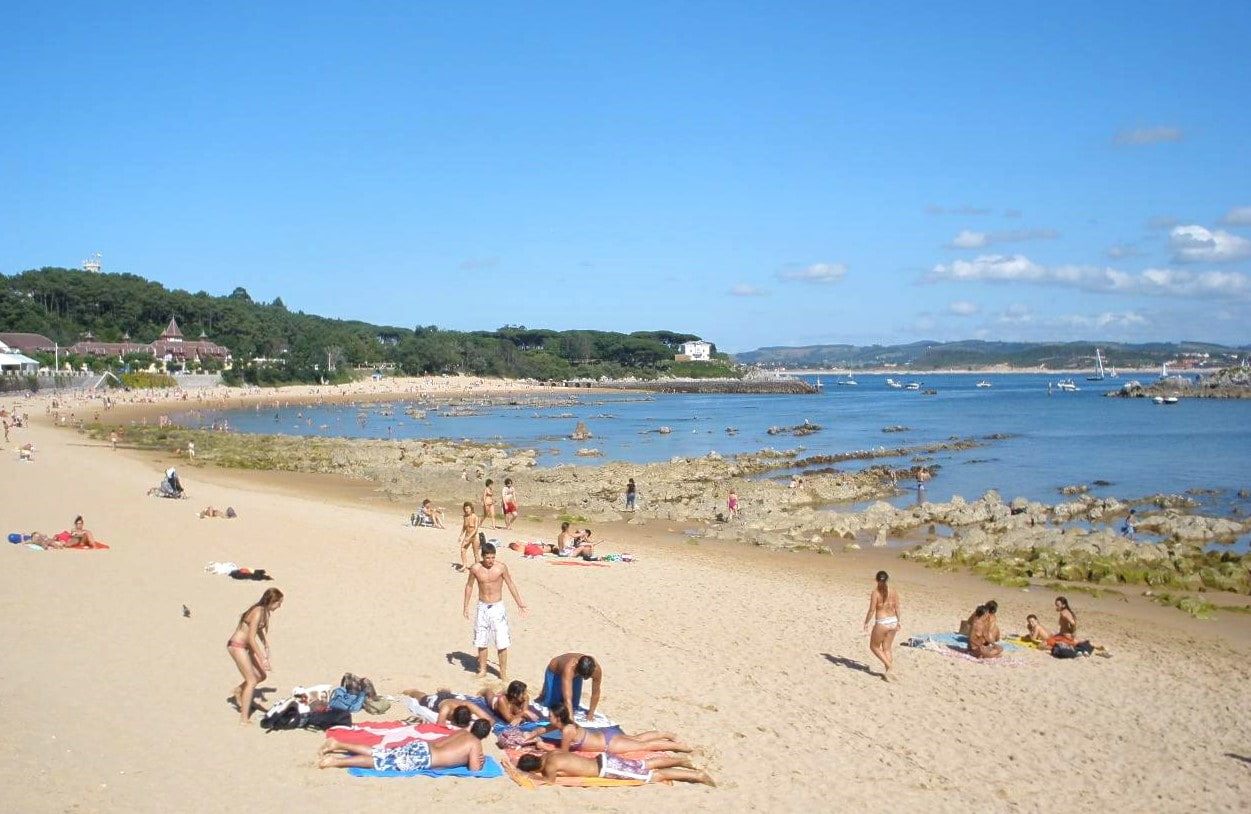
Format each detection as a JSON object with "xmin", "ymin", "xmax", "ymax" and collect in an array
[
  {"xmin": 482, "ymin": 479, "xmax": 498, "ymax": 529},
  {"xmin": 863, "ymin": 571, "xmax": 901, "ymax": 681},
  {"xmin": 227, "ymin": 588, "xmax": 283, "ymax": 724}
]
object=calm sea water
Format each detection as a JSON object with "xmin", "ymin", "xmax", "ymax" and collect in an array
[{"xmin": 177, "ymin": 373, "xmax": 1251, "ymax": 521}]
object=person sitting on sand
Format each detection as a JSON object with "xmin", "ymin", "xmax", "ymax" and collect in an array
[
  {"xmin": 68, "ymin": 515, "xmax": 106, "ymax": 549},
  {"xmin": 528, "ymin": 704, "xmax": 692, "ymax": 754},
  {"xmin": 400, "ymin": 688, "xmax": 496, "ymax": 724},
  {"xmin": 317, "ymin": 719, "xmax": 491, "ymax": 771},
  {"xmin": 227, "ymin": 588, "xmax": 284, "ymax": 725},
  {"xmin": 963, "ymin": 599, "xmax": 1000, "ymax": 643},
  {"xmin": 420, "ymin": 499, "xmax": 446, "ymax": 529},
  {"xmin": 554, "ymin": 522, "xmax": 597, "ymax": 559},
  {"xmin": 537, "ymin": 653, "xmax": 602, "ymax": 720},
  {"xmin": 863, "ymin": 570, "xmax": 901, "ymax": 681},
  {"xmin": 967, "ymin": 605, "xmax": 1003, "ymax": 659},
  {"xmin": 199, "ymin": 506, "xmax": 237, "ymax": 519},
  {"xmin": 484, "ymin": 679, "xmax": 539, "ymax": 725},
  {"xmin": 1051, "ymin": 596, "xmax": 1078, "ymax": 644},
  {"xmin": 1025, "ymin": 614, "xmax": 1051, "ymax": 644},
  {"xmin": 514, "ymin": 750, "xmax": 714, "ymax": 786}
]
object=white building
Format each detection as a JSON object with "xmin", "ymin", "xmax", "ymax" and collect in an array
[
  {"xmin": 0, "ymin": 340, "xmax": 40, "ymax": 374},
  {"xmin": 678, "ymin": 340, "xmax": 712, "ymax": 362}
]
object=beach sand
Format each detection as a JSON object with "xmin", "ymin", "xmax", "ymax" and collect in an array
[{"xmin": 2, "ymin": 384, "xmax": 1249, "ymax": 813}]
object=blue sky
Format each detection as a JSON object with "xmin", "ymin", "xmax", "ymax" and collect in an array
[{"xmin": 3, "ymin": 2, "xmax": 1249, "ymax": 352}]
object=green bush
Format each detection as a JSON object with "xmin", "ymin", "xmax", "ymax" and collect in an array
[{"xmin": 119, "ymin": 372, "xmax": 177, "ymax": 389}]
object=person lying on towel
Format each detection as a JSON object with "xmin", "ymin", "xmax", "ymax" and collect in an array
[
  {"xmin": 525, "ymin": 704, "xmax": 692, "ymax": 754},
  {"xmin": 317, "ymin": 719, "xmax": 490, "ymax": 771},
  {"xmin": 401, "ymin": 689, "xmax": 496, "ymax": 725},
  {"xmin": 514, "ymin": 751, "xmax": 715, "ymax": 786}
]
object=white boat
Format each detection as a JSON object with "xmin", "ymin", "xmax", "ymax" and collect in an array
[
  {"xmin": 904, "ymin": 382, "xmax": 921, "ymax": 390},
  {"xmin": 886, "ymin": 378, "xmax": 903, "ymax": 389},
  {"xmin": 976, "ymin": 380, "xmax": 991, "ymax": 388},
  {"xmin": 1086, "ymin": 349, "xmax": 1107, "ymax": 381},
  {"xmin": 1154, "ymin": 395, "xmax": 1180, "ymax": 405},
  {"xmin": 837, "ymin": 374, "xmax": 857, "ymax": 386},
  {"xmin": 814, "ymin": 377, "xmax": 823, "ymax": 390},
  {"xmin": 1055, "ymin": 379, "xmax": 1079, "ymax": 392}
]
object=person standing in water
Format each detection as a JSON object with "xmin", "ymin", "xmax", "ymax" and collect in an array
[
  {"xmin": 227, "ymin": 588, "xmax": 284, "ymax": 724},
  {"xmin": 863, "ymin": 571, "xmax": 901, "ymax": 681}
]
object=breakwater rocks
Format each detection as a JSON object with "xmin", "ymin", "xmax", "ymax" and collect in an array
[
  {"xmin": 1105, "ymin": 366, "xmax": 1251, "ymax": 399},
  {"xmin": 586, "ymin": 378, "xmax": 817, "ymax": 395}
]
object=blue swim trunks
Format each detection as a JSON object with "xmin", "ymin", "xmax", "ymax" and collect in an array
[{"xmin": 372, "ymin": 739, "xmax": 432, "ymax": 772}]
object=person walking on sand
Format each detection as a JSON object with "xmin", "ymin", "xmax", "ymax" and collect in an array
[
  {"xmin": 726, "ymin": 490, "xmax": 739, "ymax": 521},
  {"xmin": 482, "ymin": 479, "xmax": 498, "ymax": 529},
  {"xmin": 110, "ymin": 431, "xmax": 118, "ymax": 450},
  {"xmin": 501, "ymin": 478, "xmax": 518, "ymax": 529},
  {"xmin": 458, "ymin": 502, "xmax": 480, "ymax": 571},
  {"xmin": 863, "ymin": 570, "xmax": 901, "ymax": 681},
  {"xmin": 463, "ymin": 542, "xmax": 527, "ymax": 680},
  {"xmin": 227, "ymin": 587, "xmax": 284, "ymax": 724},
  {"xmin": 625, "ymin": 478, "xmax": 637, "ymax": 511}
]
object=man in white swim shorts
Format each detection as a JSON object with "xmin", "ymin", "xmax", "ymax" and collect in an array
[{"xmin": 463, "ymin": 542, "xmax": 528, "ymax": 680}]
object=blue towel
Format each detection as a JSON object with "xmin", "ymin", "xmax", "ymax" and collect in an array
[
  {"xmin": 904, "ymin": 633, "xmax": 1021, "ymax": 652},
  {"xmin": 347, "ymin": 756, "xmax": 504, "ymax": 779}
]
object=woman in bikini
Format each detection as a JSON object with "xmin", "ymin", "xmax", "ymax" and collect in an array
[
  {"xmin": 863, "ymin": 570, "xmax": 901, "ymax": 681},
  {"xmin": 528, "ymin": 704, "xmax": 692, "ymax": 754},
  {"xmin": 482, "ymin": 479, "xmax": 498, "ymax": 529},
  {"xmin": 227, "ymin": 588, "xmax": 284, "ymax": 724},
  {"xmin": 1045, "ymin": 596, "xmax": 1078, "ymax": 647},
  {"xmin": 484, "ymin": 680, "xmax": 539, "ymax": 725},
  {"xmin": 68, "ymin": 516, "xmax": 105, "ymax": 549}
]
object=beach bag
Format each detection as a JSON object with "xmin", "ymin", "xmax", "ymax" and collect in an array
[
  {"xmin": 1051, "ymin": 642, "xmax": 1079, "ymax": 659},
  {"xmin": 363, "ymin": 697, "xmax": 392, "ymax": 715},
  {"xmin": 328, "ymin": 686, "xmax": 367, "ymax": 712},
  {"xmin": 1074, "ymin": 641, "xmax": 1095, "ymax": 656}
]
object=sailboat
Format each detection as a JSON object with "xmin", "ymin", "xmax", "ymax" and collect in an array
[{"xmin": 1086, "ymin": 349, "xmax": 1106, "ymax": 382}]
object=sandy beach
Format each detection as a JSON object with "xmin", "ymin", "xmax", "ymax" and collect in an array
[{"xmin": 3, "ymin": 382, "xmax": 1250, "ymax": 813}]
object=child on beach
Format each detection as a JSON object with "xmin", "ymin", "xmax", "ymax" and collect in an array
[
  {"xmin": 727, "ymin": 491, "xmax": 739, "ymax": 520},
  {"xmin": 227, "ymin": 588, "xmax": 284, "ymax": 725}
]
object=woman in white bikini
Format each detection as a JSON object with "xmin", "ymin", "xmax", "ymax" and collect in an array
[
  {"xmin": 863, "ymin": 570, "xmax": 901, "ymax": 681},
  {"xmin": 227, "ymin": 588, "xmax": 284, "ymax": 724}
]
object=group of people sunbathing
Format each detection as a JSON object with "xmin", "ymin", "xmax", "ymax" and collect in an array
[
  {"xmin": 314, "ymin": 651, "xmax": 714, "ymax": 785},
  {"xmin": 961, "ymin": 595, "xmax": 1103, "ymax": 658}
]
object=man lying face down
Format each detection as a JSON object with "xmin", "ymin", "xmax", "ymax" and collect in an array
[
  {"xmin": 318, "ymin": 718, "xmax": 491, "ymax": 771},
  {"xmin": 515, "ymin": 750, "xmax": 715, "ymax": 786}
]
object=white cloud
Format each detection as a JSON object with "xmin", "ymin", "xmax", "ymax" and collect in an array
[
  {"xmin": 729, "ymin": 284, "xmax": 769, "ymax": 297},
  {"xmin": 777, "ymin": 262, "xmax": 847, "ymax": 284},
  {"xmin": 1218, "ymin": 206, "xmax": 1251, "ymax": 227},
  {"xmin": 945, "ymin": 228, "xmax": 1059, "ymax": 249},
  {"xmin": 928, "ymin": 253, "xmax": 1251, "ymax": 299},
  {"xmin": 1169, "ymin": 225, "xmax": 1251, "ymax": 264},
  {"xmin": 947, "ymin": 300, "xmax": 980, "ymax": 316},
  {"xmin": 925, "ymin": 204, "xmax": 991, "ymax": 216},
  {"xmin": 1114, "ymin": 125, "xmax": 1183, "ymax": 146}
]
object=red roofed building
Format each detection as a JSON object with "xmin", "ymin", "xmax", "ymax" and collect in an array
[
  {"xmin": 0, "ymin": 332, "xmax": 57, "ymax": 354},
  {"xmin": 67, "ymin": 317, "xmax": 231, "ymax": 365}
]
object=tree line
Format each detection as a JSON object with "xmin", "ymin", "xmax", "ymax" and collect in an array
[{"xmin": 1, "ymin": 267, "xmax": 734, "ymax": 384}]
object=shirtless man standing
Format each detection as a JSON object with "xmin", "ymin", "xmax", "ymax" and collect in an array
[
  {"xmin": 463, "ymin": 542, "xmax": 528, "ymax": 680},
  {"xmin": 515, "ymin": 750, "xmax": 714, "ymax": 786},
  {"xmin": 457, "ymin": 501, "xmax": 480, "ymax": 571},
  {"xmin": 317, "ymin": 719, "xmax": 491, "ymax": 771}
]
